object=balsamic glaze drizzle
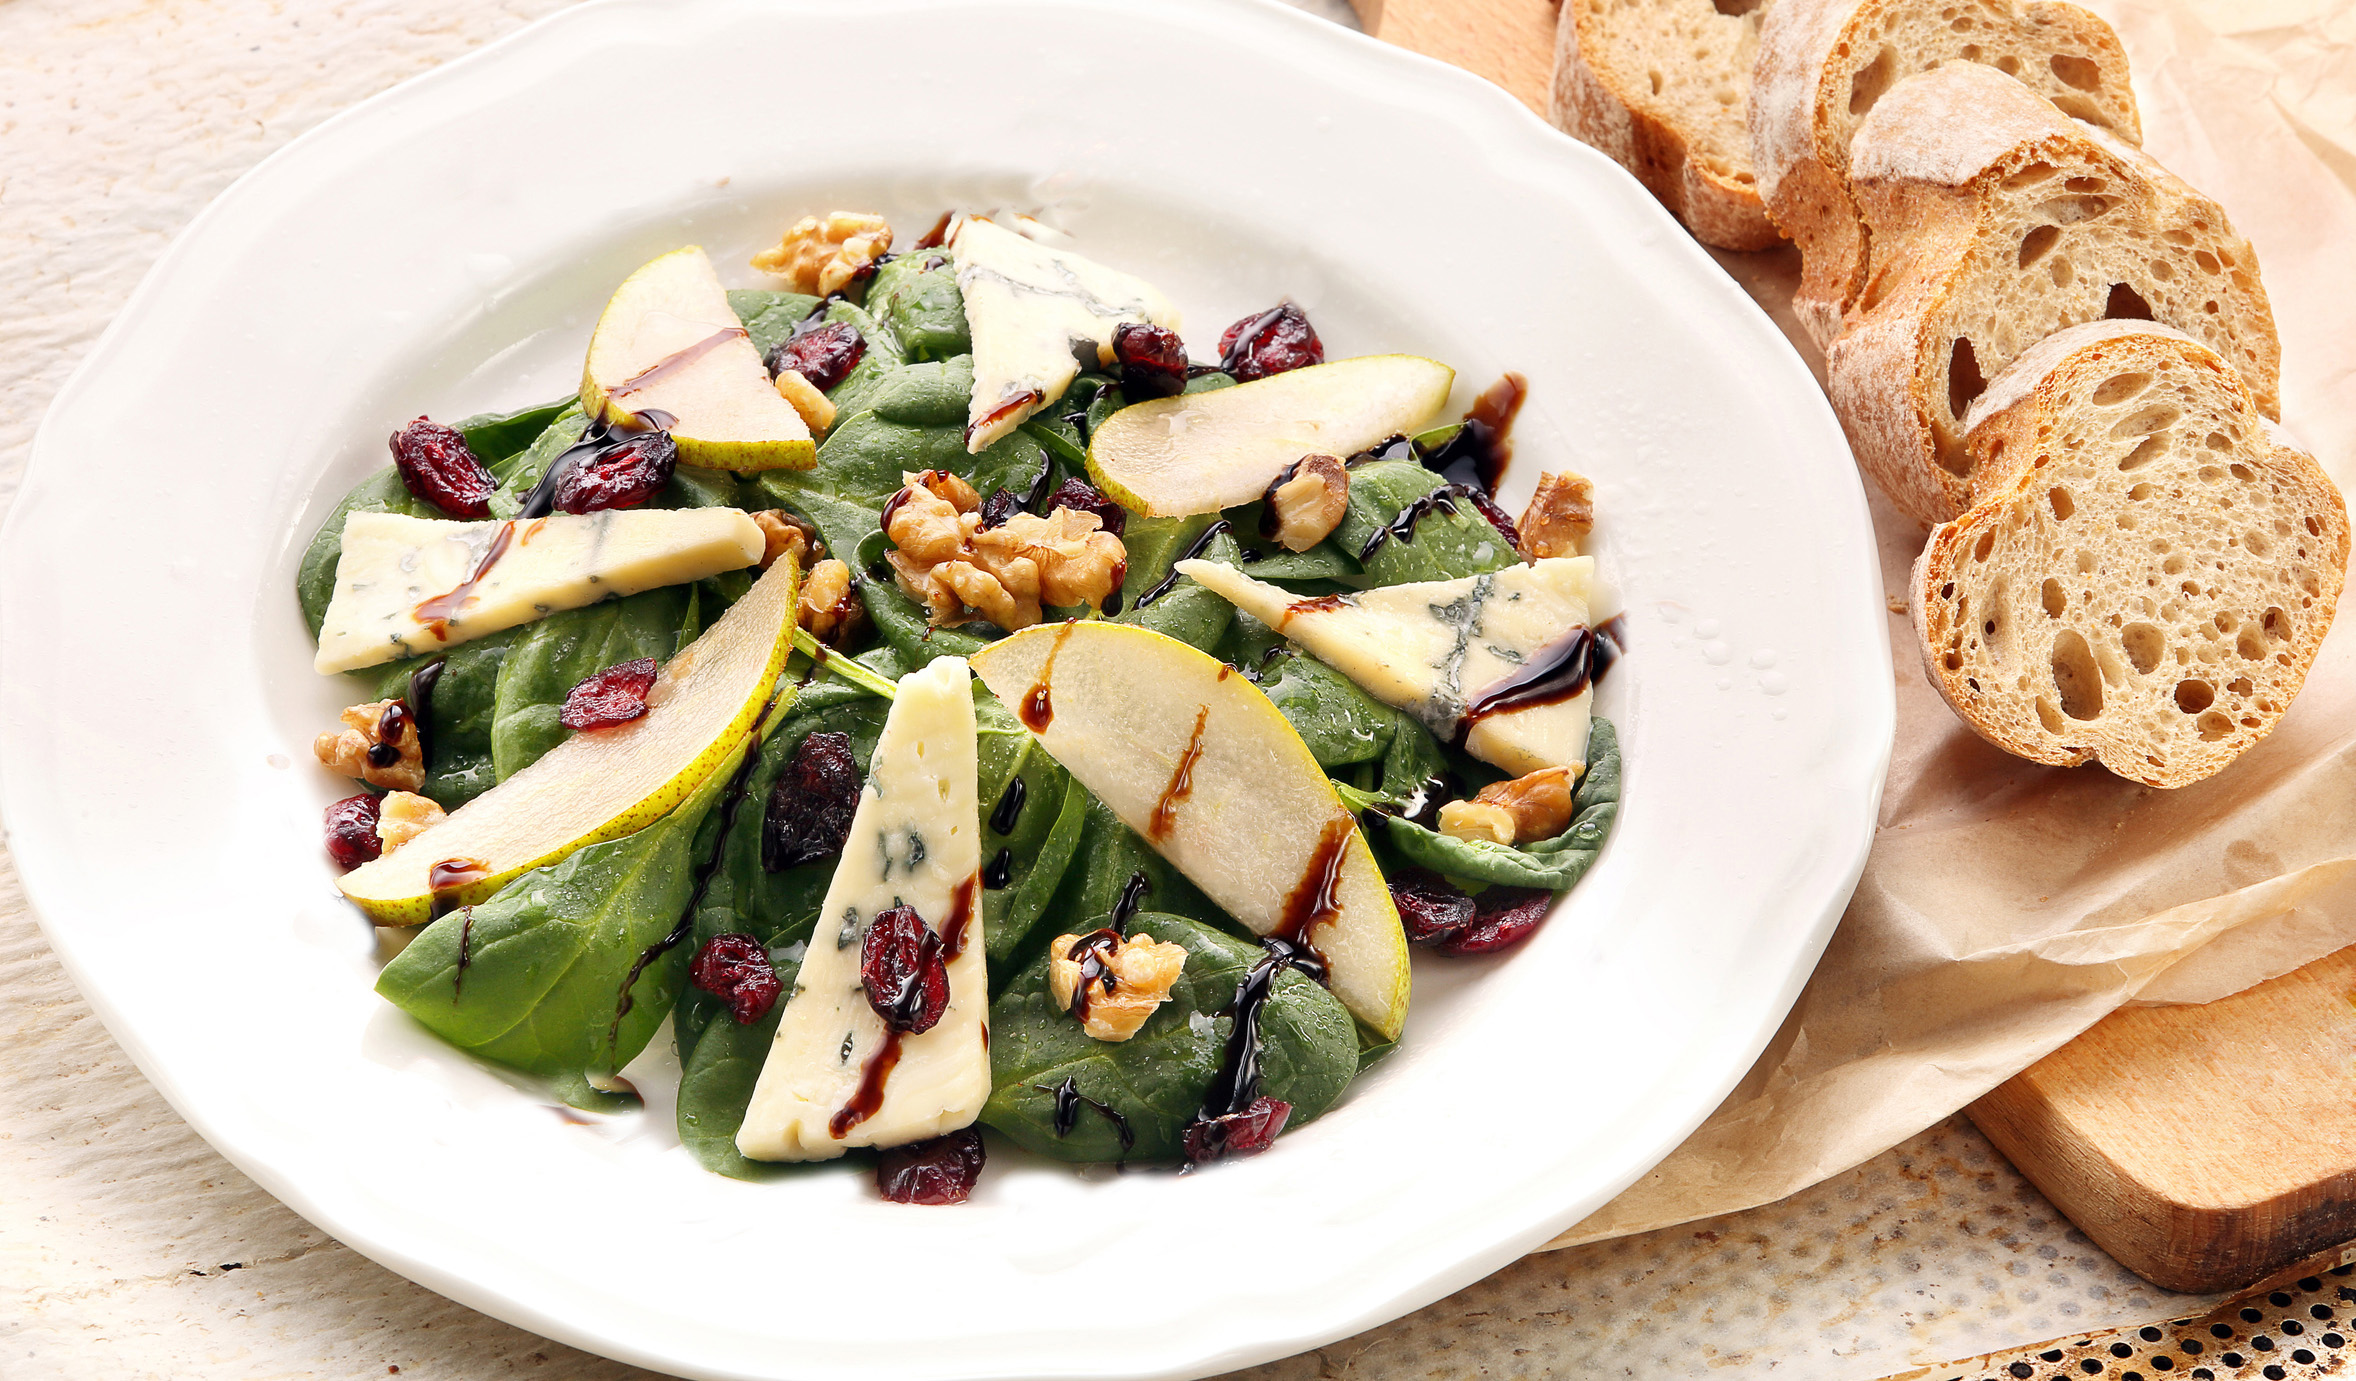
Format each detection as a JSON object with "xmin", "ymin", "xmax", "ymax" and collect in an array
[
  {"xmin": 1134, "ymin": 519, "xmax": 1232, "ymax": 609},
  {"xmin": 988, "ymin": 776, "xmax": 1027, "ymax": 836},
  {"xmin": 1064, "ymin": 928, "xmax": 1122, "ymax": 1020},
  {"xmin": 982, "ymin": 848, "xmax": 1014, "ymax": 890},
  {"xmin": 1357, "ymin": 487, "xmax": 1461, "ymax": 561},
  {"xmin": 515, "ymin": 410, "xmax": 677, "ymax": 520},
  {"xmin": 405, "ymin": 657, "xmax": 446, "ymax": 772},
  {"xmin": 1193, "ymin": 937, "xmax": 1323, "ymax": 1129},
  {"xmin": 1457, "ymin": 614, "xmax": 1627, "ymax": 739},
  {"xmin": 1108, "ymin": 871, "xmax": 1152, "ymax": 935},
  {"xmin": 1039, "ymin": 1076, "xmax": 1135, "ymax": 1152}
]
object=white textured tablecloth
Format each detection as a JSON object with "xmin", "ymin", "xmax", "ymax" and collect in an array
[{"xmin": 0, "ymin": 2, "xmax": 2224, "ymax": 1376}]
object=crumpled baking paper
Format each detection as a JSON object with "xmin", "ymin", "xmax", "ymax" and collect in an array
[{"xmin": 1547, "ymin": 0, "xmax": 2356, "ymax": 1249}]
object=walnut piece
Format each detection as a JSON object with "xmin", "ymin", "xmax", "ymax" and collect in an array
[
  {"xmin": 750, "ymin": 509, "xmax": 823, "ymax": 571},
  {"xmin": 312, "ymin": 700, "xmax": 424, "ymax": 792},
  {"xmin": 798, "ymin": 557, "xmax": 866, "ymax": 647},
  {"xmin": 1437, "ymin": 800, "xmax": 1517, "ymax": 846},
  {"xmin": 1440, "ymin": 766, "xmax": 1578, "ymax": 845},
  {"xmin": 375, "ymin": 791, "xmax": 447, "ymax": 851},
  {"xmin": 1047, "ymin": 931, "xmax": 1189, "ymax": 1042},
  {"xmin": 883, "ymin": 471, "xmax": 1125, "ymax": 630},
  {"xmin": 750, "ymin": 211, "xmax": 893, "ymax": 296},
  {"xmin": 1261, "ymin": 454, "xmax": 1350, "ymax": 552},
  {"xmin": 773, "ymin": 369, "xmax": 837, "ymax": 436},
  {"xmin": 1518, "ymin": 470, "xmax": 1595, "ymax": 560}
]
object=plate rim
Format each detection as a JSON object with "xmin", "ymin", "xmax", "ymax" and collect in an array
[{"xmin": 0, "ymin": 0, "xmax": 1894, "ymax": 1376}]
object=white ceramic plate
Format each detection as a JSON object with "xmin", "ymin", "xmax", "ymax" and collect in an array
[{"xmin": 0, "ymin": 1, "xmax": 1891, "ymax": 1377}]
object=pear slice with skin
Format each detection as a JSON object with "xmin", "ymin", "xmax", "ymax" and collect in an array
[
  {"xmin": 339, "ymin": 556, "xmax": 803, "ymax": 926},
  {"xmin": 970, "ymin": 621, "xmax": 1410, "ymax": 1039},
  {"xmin": 1179, "ymin": 556, "xmax": 1598, "ymax": 778},
  {"xmin": 1086, "ymin": 355, "xmax": 1455, "ymax": 517},
  {"xmin": 581, "ymin": 246, "xmax": 816, "ymax": 472}
]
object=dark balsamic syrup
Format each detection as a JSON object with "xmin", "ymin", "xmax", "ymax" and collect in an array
[
  {"xmin": 514, "ymin": 410, "xmax": 676, "ymax": 521},
  {"xmin": 1274, "ymin": 816, "xmax": 1353, "ymax": 955},
  {"xmin": 1109, "ymin": 871, "xmax": 1152, "ymax": 935},
  {"xmin": 1133, "ymin": 519, "xmax": 1232, "ymax": 609},
  {"xmin": 912, "ymin": 211, "xmax": 957, "ymax": 250},
  {"xmin": 831, "ymin": 1029, "xmax": 905, "ymax": 1139},
  {"xmin": 1019, "ymin": 622, "xmax": 1076, "ymax": 732},
  {"xmin": 988, "ymin": 777, "xmax": 1027, "ymax": 836},
  {"xmin": 1356, "ymin": 487, "xmax": 1460, "ymax": 561},
  {"xmin": 414, "ymin": 522, "xmax": 516, "ymax": 639},
  {"xmin": 1039, "ymin": 1076, "xmax": 1134, "ymax": 1153},
  {"xmin": 1147, "ymin": 705, "xmax": 1209, "ymax": 842},
  {"xmin": 1192, "ymin": 936, "xmax": 1323, "ymax": 1134},
  {"xmin": 607, "ymin": 327, "xmax": 748, "ymax": 400},
  {"xmin": 964, "ymin": 388, "xmax": 1043, "ymax": 447},
  {"xmin": 982, "ymin": 848, "xmax": 1014, "ymax": 890},
  {"xmin": 1064, "ymin": 928, "xmax": 1122, "ymax": 1021},
  {"xmin": 367, "ymin": 697, "xmax": 407, "ymax": 770},
  {"xmin": 1424, "ymin": 373, "xmax": 1528, "ymax": 496},
  {"xmin": 939, "ymin": 874, "xmax": 981, "ymax": 961},
  {"xmin": 406, "ymin": 657, "xmax": 446, "ymax": 770},
  {"xmin": 1020, "ymin": 456, "xmax": 1057, "ymax": 513},
  {"xmin": 1456, "ymin": 615, "xmax": 1626, "ymax": 741}
]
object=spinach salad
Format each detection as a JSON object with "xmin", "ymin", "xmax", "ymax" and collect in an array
[{"xmin": 301, "ymin": 209, "xmax": 1622, "ymax": 1203}]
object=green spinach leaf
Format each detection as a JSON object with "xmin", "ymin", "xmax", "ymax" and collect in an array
[
  {"xmin": 1334, "ymin": 459, "xmax": 1518, "ymax": 586},
  {"xmin": 981, "ymin": 914, "xmax": 1358, "ymax": 1162},
  {"xmin": 726, "ymin": 288, "xmax": 822, "ymax": 361},
  {"xmin": 867, "ymin": 253, "xmax": 968, "ymax": 360},
  {"xmin": 675, "ymin": 989, "xmax": 795, "ymax": 1179}
]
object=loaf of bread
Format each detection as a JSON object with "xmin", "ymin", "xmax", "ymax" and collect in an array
[
  {"xmin": 1551, "ymin": 0, "xmax": 1785, "ymax": 251},
  {"xmin": 1751, "ymin": 0, "xmax": 2139, "ymax": 346},
  {"xmin": 1913, "ymin": 321, "xmax": 2345, "ymax": 788},
  {"xmin": 1825, "ymin": 63, "xmax": 2279, "ymax": 525}
]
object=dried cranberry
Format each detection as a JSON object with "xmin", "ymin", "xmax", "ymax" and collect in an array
[
  {"xmin": 861, "ymin": 903, "xmax": 949, "ymax": 1034},
  {"xmin": 690, "ymin": 933, "xmax": 784, "ymax": 1025},
  {"xmin": 390, "ymin": 418, "xmax": 496, "ymax": 519},
  {"xmin": 1183, "ymin": 1096, "xmax": 1292, "ymax": 1164},
  {"xmin": 976, "ymin": 487, "xmax": 1024, "ymax": 530},
  {"xmin": 324, "ymin": 794, "xmax": 383, "ymax": 870},
  {"xmin": 1040, "ymin": 477, "xmax": 1126, "ymax": 537},
  {"xmin": 558, "ymin": 657, "xmax": 658, "ymax": 731},
  {"xmin": 1389, "ymin": 869, "xmax": 1477, "ymax": 946},
  {"xmin": 761, "ymin": 731, "xmax": 862, "ymax": 871},
  {"xmin": 1218, "ymin": 302, "xmax": 1324, "ymax": 382},
  {"xmin": 770, "ymin": 321, "xmax": 867, "ymax": 393},
  {"xmin": 1435, "ymin": 888, "xmax": 1554, "ymax": 956},
  {"xmin": 877, "ymin": 1128, "xmax": 986, "ymax": 1204},
  {"xmin": 551, "ymin": 431, "xmax": 676, "ymax": 514},
  {"xmin": 1112, "ymin": 322, "xmax": 1188, "ymax": 400}
]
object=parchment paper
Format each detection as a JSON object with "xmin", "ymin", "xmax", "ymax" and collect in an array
[{"xmin": 1551, "ymin": 0, "xmax": 2356, "ymax": 1249}]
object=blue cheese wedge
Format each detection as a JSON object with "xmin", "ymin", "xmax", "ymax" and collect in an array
[
  {"xmin": 314, "ymin": 508, "xmax": 764, "ymax": 674},
  {"xmin": 737, "ymin": 656, "xmax": 988, "ymax": 1162},
  {"xmin": 952, "ymin": 217, "xmax": 1178, "ymax": 452},
  {"xmin": 1178, "ymin": 557, "xmax": 1600, "ymax": 777}
]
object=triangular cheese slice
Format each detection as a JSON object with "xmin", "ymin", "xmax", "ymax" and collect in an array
[
  {"xmin": 315, "ymin": 508, "xmax": 764, "ymax": 674},
  {"xmin": 1178, "ymin": 557, "xmax": 1598, "ymax": 777},
  {"xmin": 952, "ymin": 218, "xmax": 1178, "ymax": 452},
  {"xmin": 737, "ymin": 656, "xmax": 988, "ymax": 1161}
]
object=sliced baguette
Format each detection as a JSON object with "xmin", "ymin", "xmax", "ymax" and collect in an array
[
  {"xmin": 1913, "ymin": 321, "xmax": 2346, "ymax": 788},
  {"xmin": 1551, "ymin": 0, "xmax": 1785, "ymax": 251},
  {"xmin": 1752, "ymin": 0, "xmax": 2139, "ymax": 347},
  {"xmin": 1826, "ymin": 63, "xmax": 2279, "ymax": 525}
]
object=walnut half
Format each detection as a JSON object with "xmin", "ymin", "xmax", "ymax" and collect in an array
[
  {"xmin": 1260, "ymin": 453, "xmax": 1350, "ymax": 552},
  {"xmin": 313, "ymin": 700, "xmax": 424, "ymax": 793},
  {"xmin": 1048, "ymin": 930, "xmax": 1188, "ymax": 1041},
  {"xmin": 1438, "ymin": 766, "xmax": 1577, "ymax": 845},
  {"xmin": 750, "ymin": 211, "xmax": 893, "ymax": 297},
  {"xmin": 375, "ymin": 791, "xmax": 447, "ymax": 851},
  {"xmin": 798, "ymin": 557, "xmax": 865, "ymax": 647},
  {"xmin": 1518, "ymin": 470, "xmax": 1595, "ymax": 561}
]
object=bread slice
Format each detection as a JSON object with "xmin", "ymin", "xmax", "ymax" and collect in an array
[
  {"xmin": 1550, "ymin": 0, "xmax": 1785, "ymax": 251},
  {"xmin": 1825, "ymin": 63, "xmax": 2279, "ymax": 525},
  {"xmin": 1752, "ymin": 0, "xmax": 2139, "ymax": 347},
  {"xmin": 1913, "ymin": 321, "xmax": 2346, "ymax": 788}
]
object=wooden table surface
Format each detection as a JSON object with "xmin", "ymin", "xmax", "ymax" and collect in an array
[{"xmin": 0, "ymin": 1, "xmax": 2300, "ymax": 1377}]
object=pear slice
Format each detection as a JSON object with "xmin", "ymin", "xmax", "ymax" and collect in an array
[
  {"xmin": 952, "ymin": 217, "xmax": 1180, "ymax": 452},
  {"xmin": 338, "ymin": 556, "xmax": 802, "ymax": 925},
  {"xmin": 970, "ymin": 622, "xmax": 1409, "ymax": 1038},
  {"xmin": 1178, "ymin": 556, "xmax": 1599, "ymax": 778},
  {"xmin": 1086, "ymin": 355, "xmax": 1455, "ymax": 517},
  {"xmin": 737, "ymin": 656, "xmax": 987, "ymax": 1161},
  {"xmin": 581, "ymin": 246, "xmax": 816, "ymax": 472}
]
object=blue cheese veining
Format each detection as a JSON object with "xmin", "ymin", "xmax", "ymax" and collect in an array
[{"xmin": 951, "ymin": 217, "xmax": 1179, "ymax": 452}]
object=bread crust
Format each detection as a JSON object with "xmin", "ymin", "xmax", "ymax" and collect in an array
[
  {"xmin": 1827, "ymin": 64, "xmax": 2279, "ymax": 525},
  {"xmin": 1911, "ymin": 324, "xmax": 2345, "ymax": 788},
  {"xmin": 1551, "ymin": 0, "xmax": 1786, "ymax": 251},
  {"xmin": 1751, "ymin": 0, "xmax": 2139, "ymax": 347}
]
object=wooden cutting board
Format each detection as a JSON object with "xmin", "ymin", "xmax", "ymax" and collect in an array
[{"xmin": 1351, "ymin": 0, "xmax": 2356, "ymax": 1298}]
